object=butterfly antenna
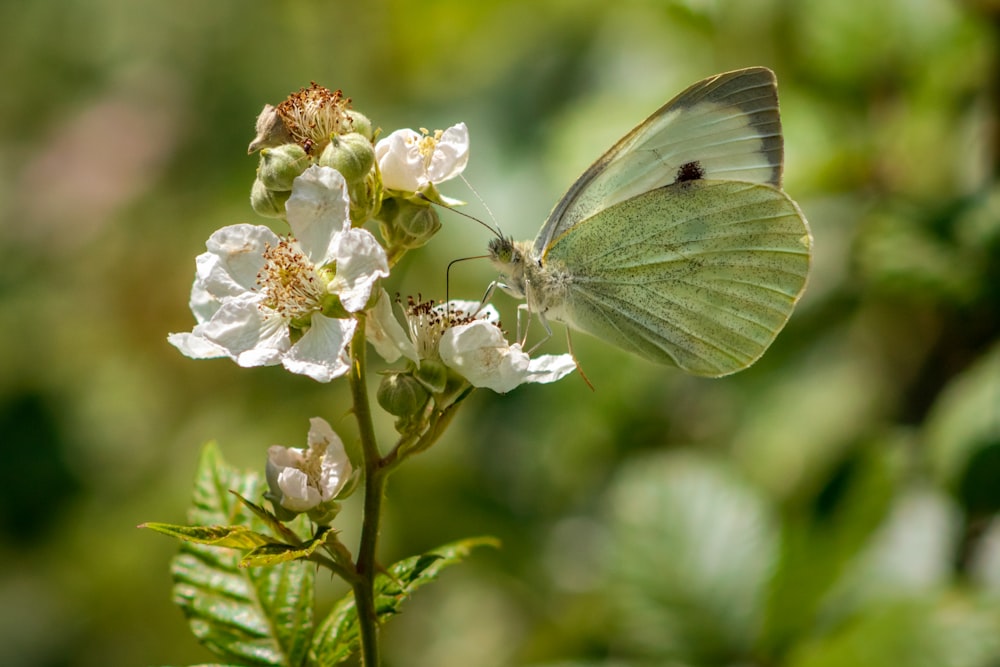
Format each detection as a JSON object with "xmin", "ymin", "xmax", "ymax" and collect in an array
[
  {"xmin": 459, "ymin": 173, "xmax": 504, "ymax": 238},
  {"xmin": 445, "ymin": 254, "xmax": 489, "ymax": 315}
]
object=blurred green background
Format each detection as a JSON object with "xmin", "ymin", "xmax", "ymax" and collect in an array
[{"xmin": 2, "ymin": 0, "xmax": 999, "ymax": 665}]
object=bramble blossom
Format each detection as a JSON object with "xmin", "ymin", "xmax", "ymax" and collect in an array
[
  {"xmin": 265, "ymin": 417, "xmax": 355, "ymax": 521},
  {"xmin": 375, "ymin": 123, "xmax": 469, "ymax": 193},
  {"xmin": 168, "ymin": 166, "xmax": 388, "ymax": 382},
  {"xmin": 367, "ymin": 291, "xmax": 576, "ymax": 393}
]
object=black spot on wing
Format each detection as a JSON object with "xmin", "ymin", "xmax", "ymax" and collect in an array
[{"xmin": 675, "ymin": 160, "xmax": 704, "ymax": 183}]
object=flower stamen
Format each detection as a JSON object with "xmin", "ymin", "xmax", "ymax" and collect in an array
[
  {"xmin": 276, "ymin": 83, "xmax": 351, "ymax": 151},
  {"xmin": 257, "ymin": 238, "xmax": 326, "ymax": 320}
]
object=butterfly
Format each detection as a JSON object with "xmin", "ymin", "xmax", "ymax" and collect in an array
[{"xmin": 487, "ymin": 67, "xmax": 812, "ymax": 377}]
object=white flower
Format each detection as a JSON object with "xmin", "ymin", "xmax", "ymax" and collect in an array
[
  {"xmin": 367, "ymin": 290, "xmax": 576, "ymax": 393},
  {"xmin": 375, "ymin": 123, "xmax": 469, "ymax": 193},
  {"xmin": 266, "ymin": 417, "xmax": 355, "ymax": 516},
  {"xmin": 168, "ymin": 166, "xmax": 389, "ymax": 382}
]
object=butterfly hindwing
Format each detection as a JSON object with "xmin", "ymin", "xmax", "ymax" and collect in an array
[
  {"xmin": 535, "ymin": 67, "xmax": 783, "ymax": 256},
  {"xmin": 543, "ymin": 179, "xmax": 811, "ymax": 377}
]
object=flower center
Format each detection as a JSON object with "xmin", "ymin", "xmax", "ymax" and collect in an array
[
  {"xmin": 277, "ymin": 83, "xmax": 351, "ymax": 151},
  {"xmin": 257, "ymin": 238, "xmax": 326, "ymax": 322},
  {"xmin": 416, "ymin": 128, "xmax": 444, "ymax": 168},
  {"xmin": 403, "ymin": 296, "xmax": 485, "ymax": 359}
]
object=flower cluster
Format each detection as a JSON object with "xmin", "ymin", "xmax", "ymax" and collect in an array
[{"xmin": 168, "ymin": 83, "xmax": 575, "ymax": 516}]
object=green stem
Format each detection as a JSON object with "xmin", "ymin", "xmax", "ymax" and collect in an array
[{"xmin": 349, "ymin": 314, "xmax": 383, "ymax": 667}]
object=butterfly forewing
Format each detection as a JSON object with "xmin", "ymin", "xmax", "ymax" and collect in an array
[
  {"xmin": 544, "ymin": 180, "xmax": 811, "ymax": 377},
  {"xmin": 535, "ymin": 67, "xmax": 783, "ymax": 257}
]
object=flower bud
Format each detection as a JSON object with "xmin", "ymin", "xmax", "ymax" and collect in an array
[
  {"xmin": 258, "ymin": 144, "xmax": 312, "ymax": 191},
  {"xmin": 414, "ymin": 359, "xmax": 448, "ymax": 394},
  {"xmin": 377, "ymin": 197, "xmax": 441, "ymax": 249},
  {"xmin": 348, "ymin": 171, "xmax": 380, "ymax": 226},
  {"xmin": 377, "ymin": 372, "xmax": 430, "ymax": 418},
  {"xmin": 344, "ymin": 109, "xmax": 374, "ymax": 141},
  {"xmin": 250, "ymin": 178, "xmax": 290, "ymax": 219},
  {"xmin": 319, "ymin": 132, "xmax": 375, "ymax": 183}
]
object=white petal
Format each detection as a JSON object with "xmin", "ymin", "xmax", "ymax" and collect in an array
[
  {"xmin": 167, "ymin": 328, "xmax": 229, "ymax": 359},
  {"xmin": 267, "ymin": 444, "xmax": 305, "ymax": 469},
  {"xmin": 426, "ymin": 122, "xmax": 469, "ymax": 184},
  {"xmin": 439, "ymin": 320, "xmax": 575, "ymax": 393},
  {"xmin": 366, "ymin": 289, "xmax": 418, "ymax": 363},
  {"xmin": 188, "ymin": 280, "xmax": 220, "ymax": 325},
  {"xmin": 277, "ymin": 467, "xmax": 321, "ymax": 511},
  {"xmin": 199, "ymin": 224, "xmax": 277, "ymax": 296},
  {"xmin": 331, "ymin": 227, "xmax": 389, "ymax": 312},
  {"xmin": 285, "ymin": 166, "xmax": 351, "ymax": 266},
  {"xmin": 282, "ymin": 313, "xmax": 355, "ymax": 382},
  {"xmin": 197, "ymin": 294, "xmax": 289, "ymax": 367},
  {"xmin": 375, "ymin": 129, "xmax": 423, "ymax": 192},
  {"xmin": 520, "ymin": 346, "xmax": 577, "ymax": 384},
  {"xmin": 308, "ymin": 417, "xmax": 352, "ymax": 501}
]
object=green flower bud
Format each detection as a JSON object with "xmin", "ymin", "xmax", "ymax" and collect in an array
[
  {"xmin": 414, "ymin": 359, "xmax": 448, "ymax": 394},
  {"xmin": 319, "ymin": 132, "xmax": 375, "ymax": 183},
  {"xmin": 344, "ymin": 109, "xmax": 374, "ymax": 140},
  {"xmin": 258, "ymin": 144, "xmax": 312, "ymax": 191},
  {"xmin": 377, "ymin": 197, "xmax": 441, "ymax": 249},
  {"xmin": 250, "ymin": 178, "xmax": 290, "ymax": 219},
  {"xmin": 377, "ymin": 372, "xmax": 430, "ymax": 419},
  {"xmin": 348, "ymin": 171, "xmax": 380, "ymax": 225}
]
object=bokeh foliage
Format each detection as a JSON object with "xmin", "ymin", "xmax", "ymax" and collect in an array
[{"xmin": 0, "ymin": 1, "xmax": 997, "ymax": 666}]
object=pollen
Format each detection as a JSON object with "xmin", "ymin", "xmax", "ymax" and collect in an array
[
  {"xmin": 416, "ymin": 128, "xmax": 444, "ymax": 163},
  {"xmin": 276, "ymin": 83, "xmax": 351, "ymax": 151},
  {"xmin": 256, "ymin": 238, "xmax": 327, "ymax": 320},
  {"xmin": 402, "ymin": 295, "xmax": 495, "ymax": 359}
]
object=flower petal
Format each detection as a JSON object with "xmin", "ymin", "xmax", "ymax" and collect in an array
[
  {"xmin": 277, "ymin": 467, "xmax": 322, "ymax": 512},
  {"xmin": 167, "ymin": 328, "xmax": 229, "ymax": 359},
  {"xmin": 195, "ymin": 293, "xmax": 289, "ymax": 367},
  {"xmin": 282, "ymin": 313, "xmax": 355, "ymax": 382},
  {"xmin": 366, "ymin": 289, "xmax": 418, "ymax": 363},
  {"xmin": 439, "ymin": 320, "xmax": 576, "ymax": 393},
  {"xmin": 285, "ymin": 166, "xmax": 351, "ymax": 266},
  {"xmin": 426, "ymin": 122, "xmax": 469, "ymax": 184},
  {"xmin": 198, "ymin": 224, "xmax": 278, "ymax": 297},
  {"xmin": 375, "ymin": 129, "xmax": 423, "ymax": 192},
  {"xmin": 331, "ymin": 227, "xmax": 389, "ymax": 312}
]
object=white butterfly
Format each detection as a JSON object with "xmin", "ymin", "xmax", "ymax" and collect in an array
[{"xmin": 487, "ymin": 67, "xmax": 812, "ymax": 377}]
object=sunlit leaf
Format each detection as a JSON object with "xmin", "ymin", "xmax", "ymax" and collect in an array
[
  {"xmin": 140, "ymin": 522, "xmax": 276, "ymax": 550},
  {"xmin": 309, "ymin": 536, "xmax": 499, "ymax": 665},
  {"xmin": 240, "ymin": 526, "xmax": 332, "ymax": 568},
  {"xmin": 169, "ymin": 442, "xmax": 314, "ymax": 666}
]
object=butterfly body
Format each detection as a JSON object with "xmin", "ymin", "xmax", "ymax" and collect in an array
[{"xmin": 488, "ymin": 67, "xmax": 812, "ymax": 377}]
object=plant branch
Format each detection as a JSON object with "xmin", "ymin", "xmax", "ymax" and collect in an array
[{"xmin": 349, "ymin": 314, "xmax": 383, "ymax": 667}]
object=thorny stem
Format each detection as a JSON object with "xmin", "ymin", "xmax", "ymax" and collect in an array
[{"xmin": 349, "ymin": 314, "xmax": 384, "ymax": 667}]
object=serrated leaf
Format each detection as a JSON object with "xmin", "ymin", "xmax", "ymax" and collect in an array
[
  {"xmin": 168, "ymin": 442, "xmax": 315, "ymax": 667},
  {"xmin": 309, "ymin": 536, "xmax": 498, "ymax": 665},
  {"xmin": 231, "ymin": 491, "xmax": 305, "ymax": 547},
  {"xmin": 141, "ymin": 522, "xmax": 277, "ymax": 550},
  {"xmin": 241, "ymin": 526, "xmax": 332, "ymax": 568}
]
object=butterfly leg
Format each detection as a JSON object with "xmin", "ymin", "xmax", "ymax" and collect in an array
[
  {"xmin": 565, "ymin": 328, "xmax": 594, "ymax": 391},
  {"xmin": 523, "ymin": 308, "xmax": 553, "ymax": 353}
]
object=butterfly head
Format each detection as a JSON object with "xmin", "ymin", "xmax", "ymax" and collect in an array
[{"xmin": 487, "ymin": 236, "xmax": 530, "ymax": 300}]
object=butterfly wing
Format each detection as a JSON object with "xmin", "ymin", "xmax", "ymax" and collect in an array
[
  {"xmin": 543, "ymin": 179, "xmax": 811, "ymax": 377},
  {"xmin": 534, "ymin": 67, "xmax": 784, "ymax": 257}
]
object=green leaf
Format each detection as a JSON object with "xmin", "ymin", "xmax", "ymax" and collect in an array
[
  {"xmin": 168, "ymin": 442, "xmax": 315, "ymax": 667},
  {"xmin": 240, "ymin": 526, "xmax": 332, "ymax": 568},
  {"xmin": 309, "ymin": 536, "xmax": 498, "ymax": 665},
  {"xmin": 140, "ymin": 522, "xmax": 276, "ymax": 550},
  {"xmin": 603, "ymin": 451, "xmax": 779, "ymax": 664}
]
